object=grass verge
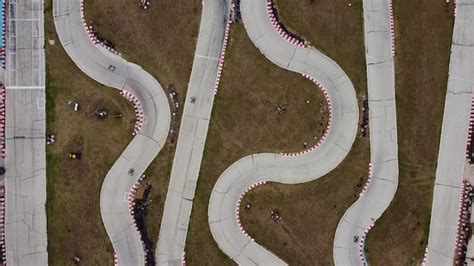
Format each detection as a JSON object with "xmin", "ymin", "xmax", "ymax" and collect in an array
[{"xmin": 365, "ymin": 1, "xmax": 454, "ymax": 264}]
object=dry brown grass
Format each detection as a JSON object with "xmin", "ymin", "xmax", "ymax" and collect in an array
[
  {"xmin": 185, "ymin": 19, "xmax": 337, "ymax": 263},
  {"xmin": 365, "ymin": 1, "xmax": 454, "ymax": 265},
  {"xmin": 45, "ymin": 0, "xmax": 135, "ymax": 264}
]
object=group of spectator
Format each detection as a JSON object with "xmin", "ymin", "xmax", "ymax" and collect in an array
[
  {"xmin": 167, "ymin": 85, "xmax": 180, "ymax": 144},
  {"xmin": 360, "ymin": 95, "xmax": 368, "ymax": 137}
]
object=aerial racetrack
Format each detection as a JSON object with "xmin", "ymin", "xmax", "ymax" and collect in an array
[
  {"xmin": 53, "ymin": 0, "xmax": 171, "ymax": 264},
  {"xmin": 207, "ymin": 0, "xmax": 359, "ymax": 264}
]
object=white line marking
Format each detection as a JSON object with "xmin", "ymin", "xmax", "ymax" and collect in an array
[
  {"xmin": 195, "ymin": 54, "xmax": 219, "ymax": 61},
  {"xmin": 6, "ymin": 86, "xmax": 45, "ymax": 90}
]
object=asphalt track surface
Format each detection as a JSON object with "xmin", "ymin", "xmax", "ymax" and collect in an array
[
  {"xmin": 5, "ymin": 0, "xmax": 48, "ymax": 264},
  {"xmin": 333, "ymin": 0, "xmax": 399, "ymax": 265},
  {"xmin": 156, "ymin": 0, "xmax": 230, "ymax": 264},
  {"xmin": 425, "ymin": 1, "xmax": 474, "ymax": 264},
  {"xmin": 53, "ymin": 0, "xmax": 171, "ymax": 265},
  {"xmin": 208, "ymin": 0, "xmax": 359, "ymax": 264}
]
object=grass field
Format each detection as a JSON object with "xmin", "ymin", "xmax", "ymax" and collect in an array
[
  {"xmin": 365, "ymin": 1, "xmax": 455, "ymax": 264},
  {"xmin": 184, "ymin": 10, "xmax": 345, "ymax": 263},
  {"xmin": 45, "ymin": 0, "xmax": 136, "ymax": 264}
]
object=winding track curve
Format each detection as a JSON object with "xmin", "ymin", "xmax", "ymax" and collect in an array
[
  {"xmin": 53, "ymin": 1, "xmax": 171, "ymax": 265},
  {"xmin": 333, "ymin": 0, "xmax": 398, "ymax": 265},
  {"xmin": 208, "ymin": 0, "xmax": 359, "ymax": 264}
]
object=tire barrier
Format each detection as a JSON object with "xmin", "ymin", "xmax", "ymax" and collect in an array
[
  {"xmin": 79, "ymin": 0, "xmax": 121, "ymax": 56},
  {"xmin": 265, "ymin": 0, "xmax": 306, "ymax": 48},
  {"xmin": 358, "ymin": 223, "xmax": 374, "ymax": 266},
  {"xmin": 0, "ymin": 0, "xmax": 5, "ymax": 69},
  {"xmin": 280, "ymin": 74, "xmax": 332, "ymax": 157},
  {"xmin": 388, "ymin": 0, "xmax": 395, "ymax": 56},
  {"xmin": 120, "ymin": 90, "xmax": 145, "ymax": 136},
  {"xmin": 127, "ymin": 174, "xmax": 151, "ymax": 265},
  {"xmin": 236, "ymin": 181, "xmax": 267, "ymax": 242},
  {"xmin": 0, "ymin": 83, "xmax": 5, "ymax": 159},
  {"xmin": 454, "ymin": 181, "xmax": 472, "ymax": 265},
  {"xmin": 0, "ymin": 187, "xmax": 5, "ymax": 264}
]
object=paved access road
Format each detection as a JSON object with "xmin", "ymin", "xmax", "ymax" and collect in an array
[
  {"xmin": 4, "ymin": 0, "xmax": 48, "ymax": 264},
  {"xmin": 333, "ymin": 0, "xmax": 399, "ymax": 265},
  {"xmin": 53, "ymin": 0, "xmax": 171, "ymax": 265},
  {"xmin": 208, "ymin": 0, "xmax": 359, "ymax": 264},
  {"xmin": 155, "ymin": 0, "xmax": 230, "ymax": 264},
  {"xmin": 424, "ymin": 1, "xmax": 474, "ymax": 264}
]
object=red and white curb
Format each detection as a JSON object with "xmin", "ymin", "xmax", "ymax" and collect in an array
[
  {"xmin": 388, "ymin": 0, "xmax": 395, "ymax": 56},
  {"xmin": 120, "ymin": 90, "xmax": 145, "ymax": 135},
  {"xmin": 281, "ymin": 74, "xmax": 332, "ymax": 157},
  {"xmin": 79, "ymin": 0, "xmax": 121, "ymax": 56},
  {"xmin": 0, "ymin": 84, "xmax": 5, "ymax": 158},
  {"xmin": 113, "ymin": 252, "xmax": 118, "ymax": 266},
  {"xmin": 213, "ymin": 2, "xmax": 235, "ymax": 95},
  {"xmin": 236, "ymin": 181, "xmax": 267, "ymax": 241},
  {"xmin": 454, "ymin": 181, "xmax": 472, "ymax": 265},
  {"xmin": 266, "ymin": 0, "xmax": 306, "ymax": 48},
  {"xmin": 127, "ymin": 174, "xmax": 149, "ymax": 264},
  {"xmin": 421, "ymin": 247, "xmax": 429, "ymax": 266},
  {"xmin": 1, "ymin": 0, "xmax": 6, "ymax": 68},
  {"xmin": 181, "ymin": 251, "xmax": 186, "ymax": 266},
  {"xmin": 359, "ymin": 223, "xmax": 374, "ymax": 265},
  {"xmin": 466, "ymin": 96, "xmax": 474, "ymax": 161},
  {"xmin": 0, "ymin": 187, "xmax": 5, "ymax": 264},
  {"xmin": 359, "ymin": 164, "xmax": 372, "ymax": 197}
]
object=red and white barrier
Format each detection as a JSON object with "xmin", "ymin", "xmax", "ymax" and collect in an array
[
  {"xmin": 0, "ymin": 84, "xmax": 5, "ymax": 158},
  {"xmin": 388, "ymin": 0, "xmax": 395, "ymax": 56},
  {"xmin": 120, "ymin": 90, "xmax": 145, "ymax": 135},
  {"xmin": 1, "ymin": 0, "xmax": 6, "ymax": 68},
  {"xmin": 213, "ymin": 2, "xmax": 235, "ymax": 95},
  {"xmin": 79, "ymin": 0, "xmax": 121, "ymax": 56},
  {"xmin": 281, "ymin": 74, "xmax": 332, "ymax": 157},
  {"xmin": 466, "ymin": 96, "xmax": 474, "ymax": 161},
  {"xmin": 235, "ymin": 181, "xmax": 267, "ymax": 241},
  {"xmin": 359, "ymin": 223, "xmax": 374, "ymax": 265},
  {"xmin": 421, "ymin": 247, "xmax": 429, "ymax": 266},
  {"xmin": 0, "ymin": 187, "xmax": 4, "ymax": 264},
  {"xmin": 266, "ymin": 0, "xmax": 307, "ymax": 48},
  {"xmin": 359, "ymin": 164, "xmax": 372, "ymax": 197},
  {"xmin": 454, "ymin": 180, "xmax": 472, "ymax": 265},
  {"xmin": 127, "ymin": 174, "xmax": 148, "ymax": 264}
]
